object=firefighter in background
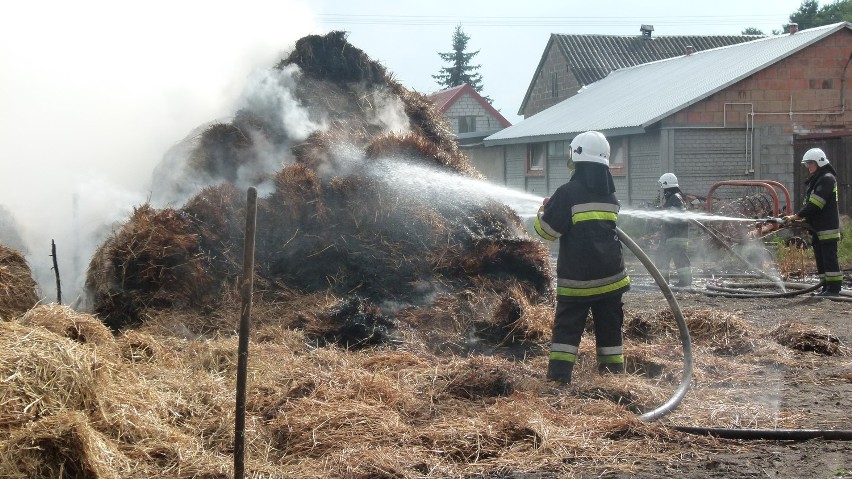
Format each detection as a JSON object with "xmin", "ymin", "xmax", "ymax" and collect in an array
[
  {"xmin": 783, "ymin": 148, "xmax": 842, "ymax": 297},
  {"xmin": 656, "ymin": 173, "xmax": 692, "ymax": 287},
  {"xmin": 534, "ymin": 131, "xmax": 630, "ymax": 384}
]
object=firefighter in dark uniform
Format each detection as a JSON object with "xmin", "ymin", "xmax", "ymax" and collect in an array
[
  {"xmin": 534, "ymin": 130, "xmax": 630, "ymax": 384},
  {"xmin": 656, "ymin": 173, "xmax": 692, "ymax": 287},
  {"xmin": 784, "ymin": 148, "xmax": 842, "ymax": 296}
]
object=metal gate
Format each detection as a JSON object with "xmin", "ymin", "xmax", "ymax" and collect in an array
[{"xmin": 793, "ymin": 135, "xmax": 852, "ymax": 216}]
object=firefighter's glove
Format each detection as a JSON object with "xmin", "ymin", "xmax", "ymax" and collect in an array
[{"xmin": 782, "ymin": 215, "xmax": 798, "ymax": 226}]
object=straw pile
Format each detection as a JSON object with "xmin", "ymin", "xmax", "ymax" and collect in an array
[
  {"xmin": 769, "ymin": 320, "xmax": 847, "ymax": 356},
  {"xmin": 85, "ymin": 31, "xmax": 553, "ymax": 344},
  {"xmin": 0, "ymin": 244, "xmax": 39, "ymax": 320},
  {"xmin": 3, "ymin": 296, "xmax": 851, "ymax": 476}
]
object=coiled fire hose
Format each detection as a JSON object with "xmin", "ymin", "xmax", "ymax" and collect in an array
[
  {"xmin": 618, "ymin": 227, "xmax": 852, "ymax": 438},
  {"xmin": 691, "ymin": 219, "xmax": 852, "ymax": 302}
]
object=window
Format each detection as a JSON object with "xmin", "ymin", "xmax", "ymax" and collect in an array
[
  {"xmin": 609, "ymin": 137, "xmax": 627, "ymax": 176},
  {"xmin": 458, "ymin": 116, "xmax": 477, "ymax": 133},
  {"xmin": 547, "ymin": 140, "xmax": 569, "ymax": 159},
  {"xmin": 527, "ymin": 143, "xmax": 546, "ymax": 175},
  {"xmin": 551, "ymin": 72, "xmax": 558, "ymax": 98}
]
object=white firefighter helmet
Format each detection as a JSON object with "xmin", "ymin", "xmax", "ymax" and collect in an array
[
  {"xmin": 801, "ymin": 148, "xmax": 829, "ymax": 167},
  {"xmin": 658, "ymin": 172, "xmax": 679, "ymax": 188},
  {"xmin": 569, "ymin": 131, "xmax": 610, "ymax": 166}
]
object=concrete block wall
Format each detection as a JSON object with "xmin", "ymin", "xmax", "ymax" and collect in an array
[
  {"xmin": 672, "ymin": 129, "xmax": 750, "ymax": 200},
  {"xmin": 445, "ymin": 94, "xmax": 503, "ymax": 134},
  {"xmin": 626, "ymin": 132, "xmax": 662, "ymax": 205},
  {"xmin": 522, "ymin": 43, "xmax": 582, "ymax": 118},
  {"xmin": 465, "ymin": 146, "xmax": 505, "ymax": 184},
  {"xmin": 504, "ymin": 144, "xmax": 527, "ymax": 191}
]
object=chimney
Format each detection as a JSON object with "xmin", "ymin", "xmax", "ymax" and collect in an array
[
  {"xmin": 686, "ymin": 45, "xmax": 695, "ymax": 55},
  {"xmin": 789, "ymin": 23, "xmax": 799, "ymax": 34},
  {"xmin": 640, "ymin": 24, "xmax": 654, "ymax": 38}
]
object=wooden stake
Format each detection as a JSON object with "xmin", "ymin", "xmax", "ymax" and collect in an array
[
  {"xmin": 234, "ymin": 187, "xmax": 257, "ymax": 479},
  {"xmin": 50, "ymin": 239, "xmax": 62, "ymax": 304}
]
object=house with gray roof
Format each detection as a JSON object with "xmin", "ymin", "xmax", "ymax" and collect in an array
[
  {"xmin": 519, "ymin": 26, "xmax": 761, "ymax": 118},
  {"xmin": 485, "ymin": 23, "xmax": 852, "ymax": 215}
]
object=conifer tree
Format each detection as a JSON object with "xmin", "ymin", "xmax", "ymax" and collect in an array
[{"xmin": 432, "ymin": 25, "xmax": 491, "ymax": 103}]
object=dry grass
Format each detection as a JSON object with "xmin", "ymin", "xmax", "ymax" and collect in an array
[{"xmin": 1, "ymin": 301, "xmax": 849, "ymax": 477}]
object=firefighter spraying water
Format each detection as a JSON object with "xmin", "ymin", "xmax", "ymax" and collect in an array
[{"xmin": 534, "ymin": 131, "xmax": 630, "ymax": 386}]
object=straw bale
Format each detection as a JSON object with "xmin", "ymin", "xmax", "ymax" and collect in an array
[
  {"xmin": 0, "ymin": 244, "xmax": 39, "ymax": 320},
  {"xmin": 18, "ymin": 303, "xmax": 116, "ymax": 352},
  {"xmin": 365, "ymin": 133, "xmax": 478, "ymax": 177},
  {"xmin": 264, "ymin": 162, "xmax": 327, "ymax": 221},
  {"xmin": 0, "ymin": 411, "xmax": 131, "ymax": 479},
  {"xmin": 182, "ymin": 183, "xmax": 246, "ymax": 250},
  {"xmin": 769, "ymin": 320, "xmax": 847, "ymax": 356},
  {"xmin": 278, "ymin": 31, "xmax": 388, "ymax": 86},
  {"xmin": 188, "ymin": 121, "xmax": 254, "ymax": 183},
  {"xmin": 0, "ymin": 322, "xmax": 105, "ymax": 430},
  {"xmin": 86, "ymin": 204, "xmax": 220, "ymax": 329}
]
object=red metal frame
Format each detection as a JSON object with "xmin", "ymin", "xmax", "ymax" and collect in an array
[{"xmin": 705, "ymin": 180, "xmax": 792, "ymax": 217}]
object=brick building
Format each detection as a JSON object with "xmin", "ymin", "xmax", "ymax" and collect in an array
[
  {"xmin": 485, "ymin": 23, "xmax": 852, "ymax": 215},
  {"xmin": 518, "ymin": 26, "xmax": 759, "ymax": 118}
]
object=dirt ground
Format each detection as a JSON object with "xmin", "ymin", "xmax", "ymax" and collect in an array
[{"xmin": 608, "ymin": 287, "xmax": 852, "ymax": 479}]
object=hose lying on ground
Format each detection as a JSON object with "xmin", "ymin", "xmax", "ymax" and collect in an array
[
  {"xmin": 618, "ymin": 228, "xmax": 852, "ymax": 439},
  {"xmin": 616, "ymin": 227, "xmax": 693, "ymax": 422}
]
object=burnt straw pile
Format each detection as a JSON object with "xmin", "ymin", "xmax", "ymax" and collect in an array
[{"xmin": 85, "ymin": 31, "xmax": 554, "ymax": 353}]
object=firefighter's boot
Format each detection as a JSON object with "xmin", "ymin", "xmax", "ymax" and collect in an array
[{"xmin": 547, "ymin": 360, "xmax": 575, "ymax": 384}]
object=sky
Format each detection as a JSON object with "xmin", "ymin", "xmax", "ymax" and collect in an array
[{"xmin": 0, "ymin": 0, "xmax": 807, "ymax": 302}]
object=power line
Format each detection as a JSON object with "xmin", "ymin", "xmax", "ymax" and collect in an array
[{"xmin": 316, "ymin": 13, "xmax": 792, "ymax": 28}]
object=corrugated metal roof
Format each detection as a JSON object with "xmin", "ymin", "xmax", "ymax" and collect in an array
[
  {"xmin": 487, "ymin": 23, "xmax": 850, "ymax": 146},
  {"xmin": 518, "ymin": 31, "xmax": 760, "ymax": 115},
  {"xmin": 556, "ymin": 33, "xmax": 759, "ymax": 85}
]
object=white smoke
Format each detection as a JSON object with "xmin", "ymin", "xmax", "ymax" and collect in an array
[{"xmin": 0, "ymin": 0, "xmax": 317, "ymax": 306}]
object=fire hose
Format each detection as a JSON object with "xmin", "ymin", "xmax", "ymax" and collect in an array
[
  {"xmin": 616, "ymin": 227, "xmax": 852, "ymax": 439},
  {"xmin": 693, "ymin": 218, "xmax": 852, "ymax": 302},
  {"xmin": 616, "ymin": 227, "xmax": 693, "ymax": 422}
]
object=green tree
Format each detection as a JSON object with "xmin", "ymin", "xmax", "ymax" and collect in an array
[
  {"xmin": 783, "ymin": 0, "xmax": 852, "ymax": 32},
  {"xmin": 741, "ymin": 27, "xmax": 765, "ymax": 35},
  {"xmin": 432, "ymin": 25, "xmax": 491, "ymax": 103}
]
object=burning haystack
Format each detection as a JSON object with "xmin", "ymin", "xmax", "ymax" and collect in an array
[
  {"xmin": 85, "ymin": 31, "xmax": 554, "ymax": 352},
  {"xmin": 0, "ymin": 244, "xmax": 39, "ymax": 320}
]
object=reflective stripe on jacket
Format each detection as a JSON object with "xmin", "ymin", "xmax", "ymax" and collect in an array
[
  {"xmin": 535, "ymin": 178, "xmax": 630, "ymax": 301},
  {"xmin": 797, "ymin": 168, "xmax": 840, "ymax": 242}
]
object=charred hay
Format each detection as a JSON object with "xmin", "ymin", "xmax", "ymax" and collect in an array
[
  {"xmin": 85, "ymin": 204, "xmax": 231, "ymax": 330},
  {"xmin": 770, "ymin": 320, "xmax": 847, "ymax": 356},
  {"xmin": 0, "ymin": 244, "xmax": 39, "ymax": 320}
]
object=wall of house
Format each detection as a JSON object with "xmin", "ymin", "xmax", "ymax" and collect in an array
[
  {"xmin": 663, "ymin": 29, "xmax": 852, "ymax": 206},
  {"xmin": 672, "ymin": 129, "xmax": 751, "ymax": 201},
  {"xmin": 445, "ymin": 93, "xmax": 506, "ymax": 134},
  {"xmin": 626, "ymin": 132, "xmax": 662, "ymax": 205},
  {"xmin": 504, "ymin": 144, "xmax": 528, "ymax": 192},
  {"xmin": 521, "ymin": 44, "xmax": 582, "ymax": 118},
  {"xmin": 464, "ymin": 145, "xmax": 505, "ymax": 184}
]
